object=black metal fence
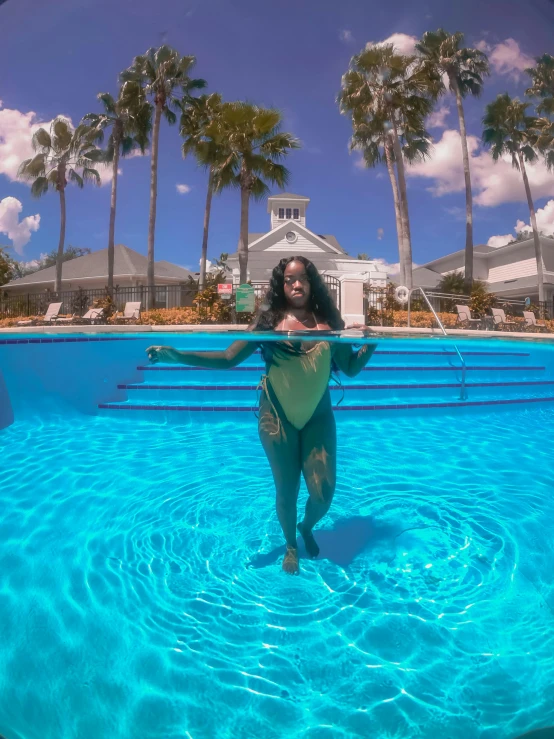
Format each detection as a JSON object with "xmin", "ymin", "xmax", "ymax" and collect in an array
[
  {"xmin": 0, "ymin": 274, "xmax": 342, "ymax": 319},
  {"xmin": 0, "ymin": 285, "xmax": 198, "ymax": 318},
  {"xmin": 364, "ymin": 286, "xmax": 552, "ymax": 325}
]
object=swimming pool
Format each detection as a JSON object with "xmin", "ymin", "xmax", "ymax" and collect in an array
[{"xmin": 1, "ymin": 333, "xmax": 553, "ymax": 738}]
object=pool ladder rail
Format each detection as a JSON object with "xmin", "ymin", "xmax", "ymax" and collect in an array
[{"xmin": 407, "ymin": 287, "xmax": 468, "ymax": 401}]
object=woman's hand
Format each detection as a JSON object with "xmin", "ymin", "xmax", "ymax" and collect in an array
[
  {"xmin": 146, "ymin": 346, "xmax": 180, "ymax": 364},
  {"xmin": 345, "ymin": 322, "xmax": 373, "ymax": 336}
]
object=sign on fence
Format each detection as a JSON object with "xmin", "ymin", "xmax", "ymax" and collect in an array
[
  {"xmin": 235, "ymin": 284, "xmax": 255, "ymax": 312},
  {"xmin": 217, "ymin": 283, "xmax": 233, "ymax": 300}
]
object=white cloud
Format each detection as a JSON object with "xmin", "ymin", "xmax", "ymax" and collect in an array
[
  {"xmin": 427, "ymin": 105, "xmax": 450, "ymax": 129},
  {"xmin": 444, "ymin": 205, "xmax": 465, "ymax": 221},
  {"xmin": 515, "ymin": 199, "xmax": 554, "ymax": 235},
  {"xmin": 339, "ymin": 29, "xmax": 354, "ymax": 44},
  {"xmin": 0, "ymin": 104, "xmax": 45, "ymax": 181},
  {"xmin": 486, "ymin": 199, "xmax": 554, "ymax": 247},
  {"xmin": 367, "ymin": 33, "xmax": 418, "ymax": 56},
  {"xmin": 0, "ymin": 197, "xmax": 40, "ymax": 254},
  {"xmin": 407, "ymin": 128, "xmax": 554, "ymax": 207},
  {"xmin": 372, "ymin": 258, "xmax": 420, "ymax": 276},
  {"xmin": 476, "ymin": 38, "xmax": 534, "ymax": 82},
  {"xmin": 176, "ymin": 183, "xmax": 191, "ymax": 194},
  {"xmin": 0, "ymin": 102, "xmax": 115, "ymax": 186},
  {"xmin": 487, "ymin": 234, "xmax": 513, "ymax": 248}
]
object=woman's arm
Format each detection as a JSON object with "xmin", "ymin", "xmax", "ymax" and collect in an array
[
  {"xmin": 145, "ymin": 340, "xmax": 257, "ymax": 369},
  {"xmin": 332, "ymin": 341, "xmax": 377, "ymax": 378}
]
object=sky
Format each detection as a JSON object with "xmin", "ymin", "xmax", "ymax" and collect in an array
[{"xmin": 2, "ymin": 0, "xmax": 554, "ymax": 276}]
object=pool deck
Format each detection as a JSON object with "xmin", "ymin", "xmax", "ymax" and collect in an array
[{"xmin": 1, "ymin": 323, "xmax": 554, "ymax": 341}]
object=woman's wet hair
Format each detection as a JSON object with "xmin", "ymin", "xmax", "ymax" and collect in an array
[{"xmin": 254, "ymin": 256, "xmax": 345, "ymax": 332}]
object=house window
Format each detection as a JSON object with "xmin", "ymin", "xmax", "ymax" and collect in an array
[
  {"xmin": 286, "ymin": 208, "xmax": 292, "ymax": 219},
  {"xmin": 278, "ymin": 208, "xmax": 284, "ymax": 219},
  {"xmin": 293, "ymin": 208, "xmax": 299, "ymax": 220}
]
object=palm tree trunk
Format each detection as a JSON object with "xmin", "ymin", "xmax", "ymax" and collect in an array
[
  {"xmin": 55, "ymin": 184, "xmax": 66, "ymax": 295},
  {"xmin": 390, "ymin": 116, "xmax": 413, "ymax": 288},
  {"xmin": 452, "ymin": 77, "xmax": 474, "ymax": 292},
  {"xmin": 147, "ymin": 101, "xmax": 163, "ymax": 309},
  {"xmin": 384, "ymin": 136, "xmax": 405, "ymax": 285},
  {"xmin": 107, "ymin": 130, "xmax": 121, "ymax": 297},
  {"xmin": 519, "ymin": 150, "xmax": 545, "ymax": 303},
  {"xmin": 238, "ymin": 183, "xmax": 250, "ymax": 284},
  {"xmin": 199, "ymin": 168, "xmax": 214, "ymax": 291}
]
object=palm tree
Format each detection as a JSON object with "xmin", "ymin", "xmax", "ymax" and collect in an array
[
  {"xmin": 121, "ymin": 45, "xmax": 206, "ymax": 306},
  {"xmin": 205, "ymin": 102, "xmax": 300, "ymax": 284},
  {"xmin": 180, "ymin": 92, "xmax": 227, "ymax": 291},
  {"xmin": 18, "ymin": 117, "xmax": 100, "ymax": 293},
  {"xmin": 82, "ymin": 82, "xmax": 151, "ymax": 295},
  {"xmin": 526, "ymin": 54, "xmax": 554, "ymax": 106},
  {"xmin": 339, "ymin": 45, "xmax": 435, "ymax": 287},
  {"xmin": 347, "ymin": 111, "xmax": 431, "ymax": 286},
  {"xmin": 526, "ymin": 54, "xmax": 554, "ymax": 170},
  {"xmin": 416, "ymin": 30, "xmax": 490, "ymax": 291},
  {"xmin": 482, "ymin": 94, "xmax": 545, "ymax": 302}
]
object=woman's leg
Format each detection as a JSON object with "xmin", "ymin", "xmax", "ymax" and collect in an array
[
  {"xmin": 298, "ymin": 391, "xmax": 337, "ymax": 558},
  {"xmin": 258, "ymin": 386, "xmax": 302, "ymax": 573}
]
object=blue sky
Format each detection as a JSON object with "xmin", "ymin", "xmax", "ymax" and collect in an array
[{"xmin": 1, "ymin": 0, "xmax": 554, "ymax": 274}]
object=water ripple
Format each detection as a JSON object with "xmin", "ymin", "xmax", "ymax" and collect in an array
[{"xmin": 1, "ymin": 408, "xmax": 554, "ymax": 738}]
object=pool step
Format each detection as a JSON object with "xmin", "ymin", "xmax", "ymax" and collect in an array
[
  {"xmin": 135, "ymin": 364, "xmax": 546, "ymax": 385},
  {"xmin": 99, "ymin": 395, "xmax": 554, "ymax": 413},
  {"xmin": 115, "ymin": 379, "xmax": 554, "ymax": 404},
  {"xmin": 100, "ymin": 348, "xmax": 550, "ymax": 416}
]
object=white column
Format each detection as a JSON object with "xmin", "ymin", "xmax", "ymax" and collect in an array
[{"xmin": 339, "ymin": 274, "xmax": 366, "ymax": 325}]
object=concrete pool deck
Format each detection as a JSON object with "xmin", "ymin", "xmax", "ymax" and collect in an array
[{"xmin": 1, "ymin": 323, "xmax": 554, "ymax": 341}]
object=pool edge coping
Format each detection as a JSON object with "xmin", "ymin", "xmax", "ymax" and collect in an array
[{"xmin": 1, "ymin": 323, "xmax": 554, "ymax": 342}]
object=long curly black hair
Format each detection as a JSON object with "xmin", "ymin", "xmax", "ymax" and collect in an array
[{"xmin": 254, "ymin": 256, "xmax": 344, "ymax": 332}]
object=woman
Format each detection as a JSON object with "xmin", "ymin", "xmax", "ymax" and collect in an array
[{"xmin": 146, "ymin": 257, "xmax": 377, "ymax": 575}]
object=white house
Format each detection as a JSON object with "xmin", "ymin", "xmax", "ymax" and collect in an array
[
  {"xmin": 226, "ymin": 193, "xmax": 387, "ymax": 286},
  {"xmin": 412, "ymin": 236, "xmax": 554, "ymax": 306}
]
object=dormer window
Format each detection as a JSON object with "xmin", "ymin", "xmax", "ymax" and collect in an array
[
  {"xmin": 278, "ymin": 208, "xmax": 284, "ymax": 219},
  {"xmin": 286, "ymin": 208, "xmax": 292, "ymax": 219},
  {"xmin": 293, "ymin": 208, "xmax": 299, "ymax": 219}
]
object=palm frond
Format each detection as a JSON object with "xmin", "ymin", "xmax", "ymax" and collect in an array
[
  {"xmin": 18, "ymin": 153, "xmax": 46, "ymax": 179},
  {"xmin": 249, "ymin": 177, "xmax": 271, "ymax": 201},
  {"xmin": 98, "ymin": 92, "xmax": 117, "ymax": 114},
  {"xmin": 29, "ymin": 176, "xmax": 49, "ymax": 198},
  {"xmin": 82, "ymin": 167, "xmax": 101, "ymax": 186},
  {"xmin": 163, "ymin": 108, "xmax": 177, "ymax": 125},
  {"xmin": 32, "ymin": 128, "xmax": 52, "ymax": 151},
  {"xmin": 67, "ymin": 169, "xmax": 84, "ymax": 188},
  {"xmin": 52, "ymin": 117, "xmax": 73, "ymax": 150}
]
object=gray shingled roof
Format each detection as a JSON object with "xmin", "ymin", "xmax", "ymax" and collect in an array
[
  {"xmin": 4, "ymin": 244, "xmax": 193, "ymax": 288},
  {"xmin": 267, "ymin": 192, "xmax": 310, "ymax": 200}
]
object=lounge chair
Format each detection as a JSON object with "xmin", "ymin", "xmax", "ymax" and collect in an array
[
  {"xmin": 456, "ymin": 304, "xmax": 482, "ymax": 329},
  {"xmin": 17, "ymin": 302, "xmax": 63, "ymax": 327},
  {"xmin": 80, "ymin": 308, "xmax": 104, "ymax": 324},
  {"xmin": 523, "ymin": 310, "xmax": 549, "ymax": 332},
  {"xmin": 114, "ymin": 301, "xmax": 141, "ymax": 323},
  {"xmin": 51, "ymin": 308, "xmax": 104, "ymax": 325},
  {"xmin": 491, "ymin": 308, "xmax": 518, "ymax": 331}
]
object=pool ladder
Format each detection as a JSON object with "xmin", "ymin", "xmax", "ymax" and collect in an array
[{"xmin": 407, "ymin": 287, "xmax": 468, "ymax": 401}]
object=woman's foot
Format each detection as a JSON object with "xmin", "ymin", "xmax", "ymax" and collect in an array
[
  {"xmin": 282, "ymin": 546, "xmax": 299, "ymax": 575},
  {"xmin": 297, "ymin": 521, "xmax": 320, "ymax": 558}
]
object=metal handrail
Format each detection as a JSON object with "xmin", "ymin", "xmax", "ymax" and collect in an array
[{"xmin": 408, "ymin": 287, "xmax": 467, "ymax": 401}]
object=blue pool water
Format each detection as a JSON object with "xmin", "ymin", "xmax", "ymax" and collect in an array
[{"xmin": 1, "ymin": 334, "xmax": 554, "ymax": 738}]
